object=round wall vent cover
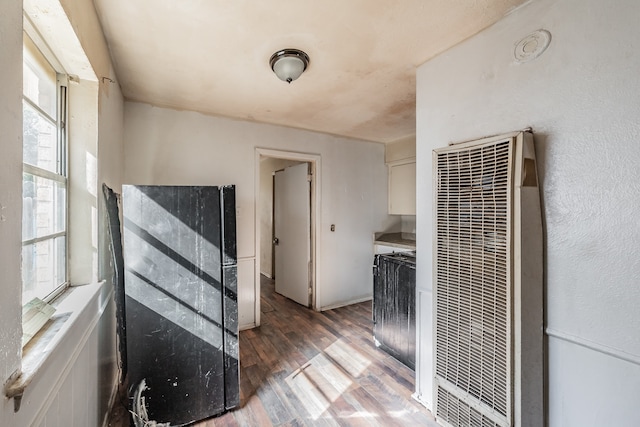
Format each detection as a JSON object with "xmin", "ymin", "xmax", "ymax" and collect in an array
[{"xmin": 514, "ymin": 29, "xmax": 551, "ymax": 63}]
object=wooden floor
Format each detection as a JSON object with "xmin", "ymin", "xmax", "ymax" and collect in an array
[{"xmin": 107, "ymin": 275, "xmax": 438, "ymax": 426}]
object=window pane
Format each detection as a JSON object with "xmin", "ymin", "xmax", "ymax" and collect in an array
[
  {"xmin": 23, "ymin": 101, "xmax": 59, "ymax": 173},
  {"xmin": 23, "ymin": 34, "xmax": 57, "ymax": 118},
  {"xmin": 22, "ymin": 236, "xmax": 66, "ymax": 302},
  {"xmin": 22, "ymin": 173, "xmax": 66, "ymax": 241},
  {"xmin": 22, "ymin": 33, "xmax": 67, "ymax": 304}
]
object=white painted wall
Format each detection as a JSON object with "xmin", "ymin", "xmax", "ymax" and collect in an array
[
  {"xmin": 69, "ymin": 80, "xmax": 100, "ymax": 285},
  {"xmin": 0, "ymin": 0, "xmax": 123, "ymax": 425},
  {"xmin": 0, "ymin": 0, "xmax": 24, "ymax": 389},
  {"xmin": 415, "ymin": 0, "xmax": 640, "ymax": 425},
  {"xmin": 123, "ymin": 102, "xmax": 393, "ymax": 326}
]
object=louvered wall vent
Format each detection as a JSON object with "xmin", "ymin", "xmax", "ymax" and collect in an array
[{"xmin": 433, "ymin": 131, "xmax": 543, "ymax": 427}]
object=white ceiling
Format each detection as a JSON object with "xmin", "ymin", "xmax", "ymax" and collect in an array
[{"xmin": 94, "ymin": 0, "xmax": 528, "ymax": 143}]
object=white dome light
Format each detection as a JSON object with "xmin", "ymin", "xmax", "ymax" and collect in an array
[{"xmin": 269, "ymin": 49, "xmax": 310, "ymax": 84}]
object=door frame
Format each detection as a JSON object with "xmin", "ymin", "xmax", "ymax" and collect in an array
[{"xmin": 254, "ymin": 148, "xmax": 322, "ymax": 326}]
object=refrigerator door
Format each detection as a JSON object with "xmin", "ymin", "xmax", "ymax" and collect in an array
[{"xmin": 122, "ymin": 185, "xmax": 239, "ymax": 425}]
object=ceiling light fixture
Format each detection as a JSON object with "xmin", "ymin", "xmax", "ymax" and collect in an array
[{"xmin": 269, "ymin": 49, "xmax": 310, "ymax": 83}]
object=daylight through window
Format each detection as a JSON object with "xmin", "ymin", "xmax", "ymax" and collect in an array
[{"xmin": 22, "ymin": 33, "xmax": 68, "ymax": 303}]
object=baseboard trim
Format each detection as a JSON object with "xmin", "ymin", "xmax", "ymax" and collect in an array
[
  {"xmin": 319, "ymin": 296, "xmax": 372, "ymax": 311},
  {"xmin": 239, "ymin": 322, "xmax": 256, "ymax": 331}
]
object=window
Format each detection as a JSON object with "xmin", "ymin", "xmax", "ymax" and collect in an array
[{"xmin": 22, "ymin": 33, "xmax": 68, "ymax": 303}]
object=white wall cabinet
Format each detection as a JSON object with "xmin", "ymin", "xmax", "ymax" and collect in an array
[{"xmin": 388, "ymin": 160, "xmax": 416, "ymax": 215}]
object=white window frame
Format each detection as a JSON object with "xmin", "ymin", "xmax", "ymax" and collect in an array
[{"xmin": 22, "ymin": 23, "xmax": 70, "ymax": 304}]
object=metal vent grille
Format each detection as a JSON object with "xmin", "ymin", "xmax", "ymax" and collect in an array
[
  {"xmin": 434, "ymin": 139, "xmax": 512, "ymax": 426},
  {"xmin": 437, "ymin": 386, "xmax": 501, "ymax": 427}
]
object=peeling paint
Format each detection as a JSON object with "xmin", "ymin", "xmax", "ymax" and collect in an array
[{"xmin": 131, "ymin": 379, "xmax": 171, "ymax": 427}]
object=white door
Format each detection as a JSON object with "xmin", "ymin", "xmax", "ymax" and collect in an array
[{"xmin": 274, "ymin": 163, "xmax": 311, "ymax": 306}]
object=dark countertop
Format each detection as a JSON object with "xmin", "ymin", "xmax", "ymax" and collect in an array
[{"xmin": 374, "ymin": 232, "xmax": 416, "ymax": 250}]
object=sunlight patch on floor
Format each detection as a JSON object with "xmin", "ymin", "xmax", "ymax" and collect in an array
[
  {"xmin": 284, "ymin": 338, "xmax": 376, "ymax": 420},
  {"xmin": 340, "ymin": 411, "xmax": 380, "ymax": 419},
  {"xmin": 324, "ymin": 338, "xmax": 371, "ymax": 378},
  {"xmin": 305, "ymin": 353, "xmax": 353, "ymax": 398},
  {"xmin": 286, "ymin": 363, "xmax": 331, "ymax": 419},
  {"xmin": 387, "ymin": 409, "xmax": 412, "ymax": 418}
]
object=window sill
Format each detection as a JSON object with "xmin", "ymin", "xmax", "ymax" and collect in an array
[{"xmin": 4, "ymin": 281, "xmax": 113, "ymax": 412}]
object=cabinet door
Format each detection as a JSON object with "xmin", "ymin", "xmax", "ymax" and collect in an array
[{"xmin": 388, "ymin": 160, "xmax": 416, "ymax": 215}]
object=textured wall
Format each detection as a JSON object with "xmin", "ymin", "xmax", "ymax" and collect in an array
[
  {"xmin": 415, "ymin": 0, "xmax": 640, "ymax": 425},
  {"xmin": 0, "ymin": 0, "xmax": 24, "ymax": 388}
]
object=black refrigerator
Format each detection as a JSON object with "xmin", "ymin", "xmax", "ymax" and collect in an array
[{"xmin": 121, "ymin": 185, "xmax": 239, "ymax": 425}]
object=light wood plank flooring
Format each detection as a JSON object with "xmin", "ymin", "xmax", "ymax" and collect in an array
[{"xmin": 107, "ymin": 275, "xmax": 437, "ymax": 426}]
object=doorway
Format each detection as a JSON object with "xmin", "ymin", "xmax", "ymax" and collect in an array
[
  {"xmin": 254, "ymin": 148, "xmax": 321, "ymax": 326},
  {"xmin": 273, "ymin": 162, "xmax": 311, "ymax": 306}
]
